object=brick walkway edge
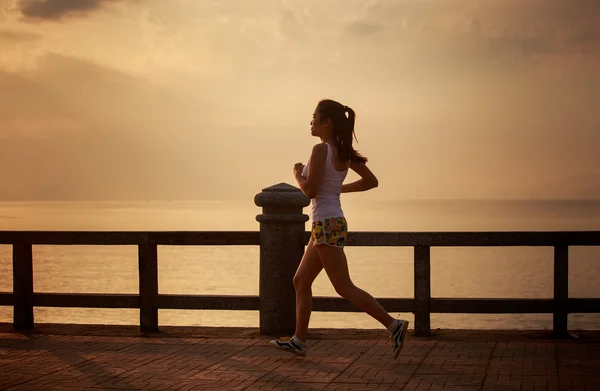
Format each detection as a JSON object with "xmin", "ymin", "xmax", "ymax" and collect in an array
[{"xmin": 1, "ymin": 324, "xmax": 599, "ymax": 390}]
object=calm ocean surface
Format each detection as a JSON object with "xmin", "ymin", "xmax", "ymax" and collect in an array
[{"xmin": 1, "ymin": 199, "xmax": 599, "ymax": 330}]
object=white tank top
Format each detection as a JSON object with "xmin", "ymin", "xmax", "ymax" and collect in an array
[{"xmin": 302, "ymin": 143, "xmax": 348, "ymax": 221}]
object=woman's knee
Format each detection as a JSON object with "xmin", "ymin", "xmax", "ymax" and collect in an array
[
  {"xmin": 333, "ymin": 281, "xmax": 356, "ymax": 298},
  {"xmin": 293, "ymin": 273, "xmax": 311, "ymax": 292}
]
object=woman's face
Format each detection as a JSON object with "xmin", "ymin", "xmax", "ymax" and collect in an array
[{"xmin": 310, "ymin": 108, "xmax": 330, "ymax": 138}]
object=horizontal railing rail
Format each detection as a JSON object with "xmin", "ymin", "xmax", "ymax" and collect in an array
[
  {"xmin": 1, "ymin": 294, "xmax": 599, "ymax": 313},
  {"xmin": 340, "ymin": 231, "xmax": 600, "ymax": 246},
  {"xmin": 4, "ymin": 230, "xmax": 599, "ymax": 246},
  {"xmin": 0, "ymin": 231, "xmax": 261, "ymax": 246}
]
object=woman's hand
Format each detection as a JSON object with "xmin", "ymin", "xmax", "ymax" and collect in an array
[
  {"xmin": 293, "ymin": 162, "xmax": 305, "ymax": 178},
  {"xmin": 341, "ymin": 160, "xmax": 379, "ymax": 193}
]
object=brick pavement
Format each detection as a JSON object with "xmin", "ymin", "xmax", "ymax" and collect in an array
[{"xmin": 0, "ymin": 325, "xmax": 599, "ymax": 391}]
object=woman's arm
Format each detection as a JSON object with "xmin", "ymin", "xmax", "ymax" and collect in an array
[
  {"xmin": 341, "ymin": 160, "xmax": 379, "ymax": 193},
  {"xmin": 295, "ymin": 143, "xmax": 327, "ymax": 199}
]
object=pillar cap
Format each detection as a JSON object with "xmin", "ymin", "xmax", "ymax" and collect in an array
[
  {"xmin": 255, "ymin": 182, "xmax": 310, "ymax": 208},
  {"xmin": 262, "ymin": 182, "xmax": 303, "ymax": 193}
]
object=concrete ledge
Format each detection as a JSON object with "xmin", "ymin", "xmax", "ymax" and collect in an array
[{"xmin": 2, "ymin": 323, "xmax": 599, "ymax": 342}]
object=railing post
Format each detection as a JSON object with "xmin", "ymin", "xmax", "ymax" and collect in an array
[
  {"xmin": 139, "ymin": 239, "xmax": 158, "ymax": 332},
  {"xmin": 414, "ymin": 245, "xmax": 431, "ymax": 337},
  {"xmin": 553, "ymin": 245, "xmax": 569, "ymax": 338},
  {"xmin": 13, "ymin": 243, "xmax": 34, "ymax": 329},
  {"xmin": 255, "ymin": 183, "xmax": 310, "ymax": 335}
]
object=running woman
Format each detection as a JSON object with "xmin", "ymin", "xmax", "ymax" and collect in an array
[{"xmin": 270, "ymin": 99, "xmax": 409, "ymax": 359}]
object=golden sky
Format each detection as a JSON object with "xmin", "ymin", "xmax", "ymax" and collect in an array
[{"xmin": 1, "ymin": 0, "xmax": 599, "ymax": 201}]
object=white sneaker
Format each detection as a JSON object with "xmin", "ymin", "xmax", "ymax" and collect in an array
[
  {"xmin": 390, "ymin": 320, "xmax": 409, "ymax": 359},
  {"xmin": 269, "ymin": 336, "xmax": 307, "ymax": 357}
]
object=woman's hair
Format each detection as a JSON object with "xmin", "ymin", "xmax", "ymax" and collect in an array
[{"xmin": 316, "ymin": 99, "xmax": 367, "ymax": 164}]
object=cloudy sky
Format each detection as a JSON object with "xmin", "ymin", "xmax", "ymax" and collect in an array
[{"xmin": 1, "ymin": 0, "xmax": 599, "ymax": 201}]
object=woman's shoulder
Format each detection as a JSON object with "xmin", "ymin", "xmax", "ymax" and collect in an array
[{"xmin": 311, "ymin": 143, "xmax": 328, "ymax": 156}]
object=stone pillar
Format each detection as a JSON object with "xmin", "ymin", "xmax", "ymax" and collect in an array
[{"xmin": 255, "ymin": 183, "xmax": 310, "ymax": 335}]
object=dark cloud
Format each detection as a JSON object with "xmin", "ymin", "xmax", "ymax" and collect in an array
[
  {"xmin": 0, "ymin": 28, "xmax": 40, "ymax": 41},
  {"xmin": 487, "ymin": 33, "xmax": 555, "ymax": 57},
  {"xmin": 0, "ymin": 53, "xmax": 227, "ymax": 201},
  {"xmin": 351, "ymin": 0, "xmax": 600, "ymax": 58},
  {"xmin": 17, "ymin": 0, "xmax": 120, "ymax": 21},
  {"xmin": 567, "ymin": 29, "xmax": 600, "ymax": 54},
  {"xmin": 473, "ymin": 1, "xmax": 600, "ymax": 56},
  {"xmin": 345, "ymin": 21, "xmax": 385, "ymax": 38}
]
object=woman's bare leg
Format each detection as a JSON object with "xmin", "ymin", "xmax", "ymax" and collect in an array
[
  {"xmin": 316, "ymin": 245, "xmax": 395, "ymax": 328},
  {"xmin": 293, "ymin": 243, "xmax": 323, "ymax": 342}
]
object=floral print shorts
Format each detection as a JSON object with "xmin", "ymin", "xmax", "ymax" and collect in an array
[{"xmin": 310, "ymin": 217, "xmax": 348, "ymax": 248}]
